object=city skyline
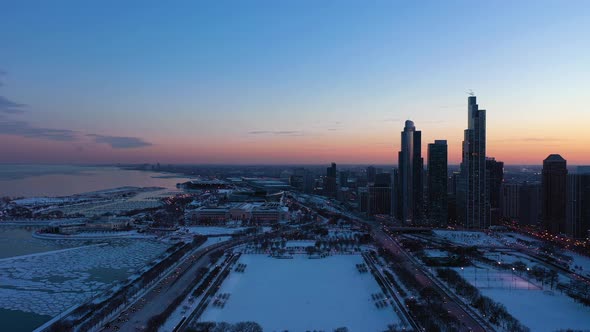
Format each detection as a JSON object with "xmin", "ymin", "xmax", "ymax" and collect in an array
[{"xmin": 1, "ymin": 1, "xmax": 589, "ymax": 165}]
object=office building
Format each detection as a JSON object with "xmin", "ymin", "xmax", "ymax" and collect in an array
[
  {"xmin": 427, "ymin": 140, "xmax": 448, "ymax": 226},
  {"xmin": 398, "ymin": 120, "xmax": 423, "ymax": 224},
  {"xmin": 566, "ymin": 172, "xmax": 590, "ymax": 239},
  {"xmin": 542, "ymin": 154, "xmax": 568, "ymax": 234},
  {"xmin": 325, "ymin": 162, "xmax": 337, "ymax": 198},
  {"xmin": 519, "ymin": 182, "xmax": 541, "ymax": 226},
  {"xmin": 487, "ymin": 158, "xmax": 504, "ymax": 225},
  {"xmin": 458, "ymin": 95, "xmax": 487, "ymax": 229}
]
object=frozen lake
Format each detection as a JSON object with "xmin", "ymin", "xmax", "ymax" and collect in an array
[
  {"xmin": 0, "ymin": 228, "xmax": 170, "ymax": 332},
  {"xmin": 0, "ymin": 226, "xmax": 75, "ymax": 259},
  {"xmin": 200, "ymin": 254, "xmax": 402, "ymax": 331}
]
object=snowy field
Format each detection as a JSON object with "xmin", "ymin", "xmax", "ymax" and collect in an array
[
  {"xmin": 457, "ymin": 267, "xmax": 590, "ymax": 331},
  {"xmin": 566, "ymin": 252, "xmax": 590, "ymax": 277},
  {"xmin": 0, "ymin": 240, "xmax": 169, "ymax": 317},
  {"xmin": 433, "ymin": 230, "xmax": 504, "ymax": 247},
  {"xmin": 199, "ymin": 254, "xmax": 401, "ymax": 331},
  {"xmin": 453, "ymin": 266, "xmax": 540, "ymax": 290},
  {"xmin": 423, "ymin": 249, "xmax": 448, "ymax": 258},
  {"xmin": 285, "ymin": 240, "xmax": 316, "ymax": 248}
]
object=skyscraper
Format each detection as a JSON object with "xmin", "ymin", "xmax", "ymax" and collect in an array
[
  {"xmin": 486, "ymin": 158, "xmax": 504, "ymax": 225},
  {"xmin": 518, "ymin": 182, "xmax": 541, "ymax": 226},
  {"xmin": 368, "ymin": 173, "xmax": 392, "ymax": 217},
  {"xmin": 290, "ymin": 168, "xmax": 314, "ymax": 194},
  {"xmin": 325, "ymin": 162, "xmax": 337, "ymax": 198},
  {"xmin": 398, "ymin": 120, "xmax": 423, "ymax": 224},
  {"xmin": 542, "ymin": 154, "xmax": 568, "ymax": 234},
  {"xmin": 367, "ymin": 166, "xmax": 377, "ymax": 183},
  {"xmin": 500, "ymin": 182, "xmax": 519, "ymax": 220},
  {"xmin": 427, "ymin": 140, "xmax": 448, "ymax": 226},
  {"xmin": 459, "ymin": 95, "xmax": 487, "ymax": 229},
  {"xmin": 566, "ymin": 171, "xmax": 590, "ymax": 239}
]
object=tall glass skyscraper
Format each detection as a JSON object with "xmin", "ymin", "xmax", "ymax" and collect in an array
[
  {"xmin": 398, "ymin": 120, "xmax": 423, "ymax": 224},
  {"xmin": 542, "ymin": 154, "xmax": 567, "ymax": 234},
  {"xmin": 428, "ymin": 140, "xmax": 448, "ymax": 226},
  {"xmin": 459, "ymin": 96, "xmax": 487, "ymax": 229}
]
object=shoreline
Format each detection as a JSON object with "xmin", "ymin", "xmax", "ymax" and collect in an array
[
  {"xmin": 0, "ymin": 243, "xmax": 109, "ymax": 263},
  {"xmin": 32, "ymin": 231, "xmax": 157, "ymax": 241}
]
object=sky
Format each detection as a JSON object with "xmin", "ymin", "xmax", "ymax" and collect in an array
[{"xmin": 0, "ymin": 0, "xmax": 589, "ymax": 165}]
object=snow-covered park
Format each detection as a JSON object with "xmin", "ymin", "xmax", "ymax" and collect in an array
[
  {"xmin": 457, "ymin": 266, "xmax": 590, "ymax": 331},
  {"xmin": 199, "ymin": 254, "xmax": 402, "ymax": 331},
  {"xmin": 433, "ymin": 230, "xmax": 505, "ymax": 247}
]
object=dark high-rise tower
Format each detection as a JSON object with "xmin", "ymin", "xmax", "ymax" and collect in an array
[
  {"xmin": 427, "ymin": 140, "xmax": 448, "ymax": 226},
  {"xmin": 459, "ymin": 95, "xmax": 487, "ymax": 229},
  {"xmin": 325, "ymin": 162, "xmax": 337, "ymax": 198},
  {"xmin": 486, "ymin": 158, "xmax": 504, "ymax": 225},
  {"xmin": 367, "ymin": 166, "xmax": 376, "ymax": 183},
  {"xmin": 542, "ymin": 154, "xmax": 567, "ymax": 234},
  {"xmin": 398, "ymin": 120, "xmax": 423, "ymax": 224},
  {"xmin": 566, "ymin": 167, "xmax": 590, "ymax": 239}
]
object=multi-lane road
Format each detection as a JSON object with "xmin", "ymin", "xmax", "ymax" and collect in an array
[
  {"xmin": 102, "ymin": 231, "xmax": 281, "ymax": 332},
  {"xmin": 370, "ymin": 227, "xmax": 490, "ymax": 332}
]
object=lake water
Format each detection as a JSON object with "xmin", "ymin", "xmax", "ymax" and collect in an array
[
  {"xmin": 0, "ymin": 164, "xmax": 191, "ymax": 197},
  {"xmin": 0, "ymin": 227, "xmax": 171, "ymax": 331},
  {"xmin": 0, "ymin": 164, "xmax": 184, "ymax": 330}
]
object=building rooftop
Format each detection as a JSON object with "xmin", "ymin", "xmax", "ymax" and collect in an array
[{"xmin": 544, "ymin": 154, "xmax": 566, "ymax": 162}]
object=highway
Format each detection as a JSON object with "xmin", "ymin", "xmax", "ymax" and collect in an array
[
  {"xmin": 370, "ymin": 226, "xmax": 490, "ymax": 332},
  {"xmin": 101, "ymin": 232, "xmax": 277, "ymax": 332}
]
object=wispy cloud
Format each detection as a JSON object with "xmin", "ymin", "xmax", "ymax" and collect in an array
[
  {"xmin": 0, "ymin": 120, "xmax": 77, "ymax": 141},
  {"xmin": 87, "ymin": 134, "xmax": 153, "ymax": 149},
  {"xmin": 248, "ymin": 130, "xmax": 304, "ymax": 136},
  {"xmin": 0, "ymin": 72, "xmax": 151, "ymax": 149},
  {"xmin": 493, "ymin": 137, "xmax": 567, "ymax": 143},
  {"xmin": 0, "ymin": 96, "xmax": 26, "ymax": 114}
]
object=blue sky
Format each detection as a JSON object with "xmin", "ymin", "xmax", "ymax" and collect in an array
[{"xmin": 0, "ymin": 0, "xmax": 589, "ymax": 164}]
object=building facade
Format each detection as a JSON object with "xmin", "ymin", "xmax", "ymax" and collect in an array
[
  {"xmin": 398, "ymin": 120, "xmax": 423, "ymax": 224},
  {"xmin": 459, "ymin": 95, "xmax": 487, "ymax": 229},
  {"xmin": 566, "ymin": 172, "xmax": 590, "ymax": 239},
  {"xmin": 427, "ymin": 140, "xmax": 448, "ymax": 226},
  {"xmin": 325, "ymin": 162, "xmax": 337, "ymax": 198},
  {"xmin": 542, "ymin": 154, "xmax": 568, "ymax": 234},
  {"xmin": 486, "ymin": 158, "xmax": 504, "ymax": 225}
]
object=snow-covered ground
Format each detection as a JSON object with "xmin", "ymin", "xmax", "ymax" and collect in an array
[
  {"xmin": 285, "ymin": 240, "xmax": 316, "ymax": 248},
  {"xmin": 0, "ymin": 240, "xmax": 169, "ymax": 317},
  {"xmin": 454, "ymin": 266, "xmax": 540, "ymax": 290},
  {"xmin": 457, "ymin": 267, "xmax": 590, "ymax": 331},
  {"xmin": 482, "ymin": 287, "xmax": 590, "ymax": 331},
  {"xmin": 199, "ymin": 254, "xmax": 401, "ymax": 331},
  {"xmin": 423, "ymin": 249, "xmax": 448, "ymax": 258},
  {"xmin": 433, "ymin": 230, "xmax": 504, "ymax": 247},
  {"xmin": 567, "ymin": 252, "xmax": 590, "ymax": 277}
]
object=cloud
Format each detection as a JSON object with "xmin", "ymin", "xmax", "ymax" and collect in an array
[
  {"xmin": 88, "ymin": 134, "xmax": 153, "ymax": 148},
  {"xmin": 0, "ymin": 119, "xmax": 152, "ymax": 149},
  {"xmin": 0, "ymin": 95, "xmax": 26, "ymax": 114},
  {"xmin": 0, "ymin": 120, "xmax": 78, "ymax": 141},
  {"xmin": 248, "ymin": 130, "xmax": 304, "ymax": 136},
  {"xmin": 493, "ymin": 137, "xmax": 567, "ymax": 143}
]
